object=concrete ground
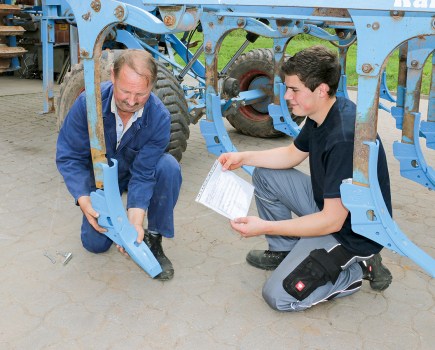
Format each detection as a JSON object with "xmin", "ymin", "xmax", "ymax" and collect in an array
[{"xmin": 0, "ymin": 75, "xmax": 434, "ymax": 349}]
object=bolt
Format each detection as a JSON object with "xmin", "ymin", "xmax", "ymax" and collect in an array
[
  {"xmin": 114, "ymin": 6, "xmax": 124, "ymax": 21},
  {"xmin": 275, "ymin": 45, "xmax": 282, "ymax": 52},
  {"xmin": 411, "ymin": 60, "xmax": 419, "ymax": 68},
  {"xmin": 80, "ymin": 49, "xmax": 89, "ymax": 58},
  {"xmin": 56, "ymin": 251, "xmax": 73, "ymax": 265},
  {"xmin": 281, "ymin": 27, "xmax": 288, "ymax": 34},
  {"xmin": 432, "ymin": 18, "xmax": 435, "ymax": 29},
  {"xmin": 217, "ymin": 16, "xmax": 224, "ymax": 23},
  {"xmin": 82, "ymin": 11, "xmax": 91, "ymax": 21},
  {"xmin": 163, "ymin": 15, "xmax": 176, "ymax": 27},
  {"xmin": 303, "ymin": 25, "xmax": 310, "ymax": 34},
  {"xmin": 390, "ymin": 10, "xmax": 404, "ymax": 19},
  {"xmin": 237, "ymin": 18, "xmax": 245, "ymax": 27},
  {"xmin": 362, "ymin": 64, "xmax": 373, "ymax": 73},
  {"xmin": 205, "ymin": 42, "xmax": 212, "ymax": 53},
  {"xmin": 372, "ymin": 22, "xmax": 380, "ymax": 30},
  {"xmin": 90, "ymin": 0, "xmax": 101, "ymax": 12}
]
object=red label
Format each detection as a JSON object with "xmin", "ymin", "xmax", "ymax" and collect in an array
[{"xmin": 295, "ymin": 281, "xmax": 305, "ymax": 291}]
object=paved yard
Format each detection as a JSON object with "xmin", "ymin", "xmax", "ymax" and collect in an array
[{"xmin": 0, "ymin": 76, "xmax": 434, "ymax": 349}]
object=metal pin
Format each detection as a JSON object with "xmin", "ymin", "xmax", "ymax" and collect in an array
[
  {"xmin": 43, "ymin": 251, "xmax": 56, "ymax": 264},
  {"xmin": 56, "ymin": 251, "xmax": 73, "ymax": 265}
]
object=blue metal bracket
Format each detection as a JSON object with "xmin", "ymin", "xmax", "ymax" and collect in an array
[
  {"xmin": 379, "ymin": 70, "xmax": 395, "ymax": 103},
  {"xmin": 420, "ymin": 121, "xmax": 435, "ymax": 150},
  {"xmin": 90, "ymin": 159, "xmax": 162, "ymax": 278},
  {"xmin": 268, "ymin": 83, "xmax": 301, "ymax": 138},
  {"xmin": 200, "ymin": 93, "xmax": 254, "ymax": 174},
  {"xmin": 341, "ymin": 141, "xmax": 435, "ymax": 277},
  {"xmin": 391, "ymin": 104, "xmax": 405, "ymax": 130},
  {"xmin": 393, "ymin": 112, "xmax": 435, "ymax": 190}
]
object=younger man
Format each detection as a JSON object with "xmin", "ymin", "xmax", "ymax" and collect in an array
[{"xmin": 218, "ymin": 45, "xmax": 392, "ymax": 311}]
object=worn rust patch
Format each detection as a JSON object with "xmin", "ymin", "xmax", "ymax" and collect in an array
[{"xmin": 353, "ymin": 93, "xmax": 379, "ymax": 186}]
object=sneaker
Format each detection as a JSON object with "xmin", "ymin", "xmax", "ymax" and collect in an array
[
  {"xmin": 143, "ymin": 230, "xmax": 174, "ymax": 281},
  {"xmin": 360, "ymin": 253, "xmax": 392, "ymax": 291},
  {"xmin": 246, "ymin": 250, "xmax": 289, "ymax": 270}
]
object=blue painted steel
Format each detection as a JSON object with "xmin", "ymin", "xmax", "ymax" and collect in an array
[
  {"xmin": 391, "ymin": 106, "xmax": 405, "ymax": 129},
  {"xmin": 379, "ymin": 70, "xmax": 395, "ymax": 113},
  {"xmin": 200, "ymin": 94, "xmax": 254, "ymax": 174},
  {"xmin": 200, "ymin": 93, "xmax": 238, "ymax": 155},
  {"xmin": 41, "ymin": 2, "xmax": 56, "ymax": 113},
  {"xmin": 421, "ymin": 121, "xmax": 435, "ymax": 150},
  {"xmin": 166, "ymin": 34, "xmax": 205, "ymax": 78},
  {"xmin": 90, "ymin": 159, "xmax": 162, "ymax": 278},
  {"xmin": 428, "ymin": 54, "xmax": 435, "ymax": 124},
  {"xmin": 341, "ymin": 141, "xmax": 435, "ymax": 278},
  {"xmin": 123, "ymin": 1, "xmax": 435, "ymax": 12},
  {"xmin": 268, "ymin": 83, "xmax": 301, "ymax": 138},
  {"xmin": 114, "ymin": 29, "xmax": 143, "ymax": 49},
  {"xmin": 393, "ymin": 112, "xmax": 435, "ymax": 190}
]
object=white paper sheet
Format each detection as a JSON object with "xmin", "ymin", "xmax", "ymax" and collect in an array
[{"xmin": 196, "ymin": 160, "xmax": 254, "ymax": 220}]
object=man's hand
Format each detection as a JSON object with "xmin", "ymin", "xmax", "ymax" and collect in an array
[
  {"xmin": 77, "ymin": 195, "xmax": 107, "ymax": 233},
  {"xmin": 116, "ymin": 208, "xmax": 146, "ymax": 256},
  {"xmin": 230, "ymin": 216, "xmax": 267, "ymax": 238},
  {"xmin": 218, "ymin": 152, "xmax": 244, "ymax": 171}
]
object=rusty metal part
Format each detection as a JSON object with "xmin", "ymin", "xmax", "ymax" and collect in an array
[
  {"xmin": 402, "ymin": 71, "xmax": 422, "ymax": 144},
  {"xmin": 114, "ymin": 6, "xmax": 124, "ymax": 21},
  {"xmin": 205, "ymin": 41, "xmax": 212, "ymax": 53},
  {"xmin": 353, "ymin": 83, "xmax": 380, "ymax": 186},
  {"xmin": 80, "ymin": 49, "xmax": 89, "ymax": 58},
  {"xmin": 91, "ymin": 0, "xmax": 101, "ymax": 12},
  {"xmin": 390, "ymin": 10, "xmax": 405, "ymax": 19},
  {"xmin": 82, "ymin": 11, "xmax": 91, "ymax": 21},
  {"xmin": 362, "ymin": 64, "xmax": 373, "ymax": 73},
  {"xmin": 398, "ymin": 42, "xmax": 408, "ymax": 89},
  {"xmin": 163, "ymin": 15, "xmax": 176, "ymax": 27},
  {"xmin": 312, "ymin": 8, "xmax": 350, "ymax": 18}
]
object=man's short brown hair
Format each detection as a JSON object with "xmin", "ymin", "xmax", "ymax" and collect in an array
[{"xmin": 281, "ymin": 45, "xmax": 340, "ymax": 97}]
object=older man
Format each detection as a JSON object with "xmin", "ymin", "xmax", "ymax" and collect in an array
[{"xmin": 56, "ymin": 50, "xmax": 181, "ymax": 280}]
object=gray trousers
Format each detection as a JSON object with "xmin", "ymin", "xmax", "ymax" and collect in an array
[{"xmin": 253, "ymin": 167, "xmax": 371, "ymax": 312}]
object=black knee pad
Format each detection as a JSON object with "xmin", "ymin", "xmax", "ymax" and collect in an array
[{"xmin": 282, "ymin": 246, "xmax": 354, "ymax": 301}]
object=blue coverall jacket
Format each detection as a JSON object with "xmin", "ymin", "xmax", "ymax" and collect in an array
[{"xmin": 56, "ymin": 81, "xmax": 181, "ymax": 252}]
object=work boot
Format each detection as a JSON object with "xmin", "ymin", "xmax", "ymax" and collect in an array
[
  {"xmin": 246, "ymin": 250, "xmax": 289, "ymax": 270},
  {"xmin": 143, "ymin": 230, "xmax": 174, "ymax": 281},
  {"xmin": 360, "ymin": 253, "xmax": 392, "ymax": 291}
]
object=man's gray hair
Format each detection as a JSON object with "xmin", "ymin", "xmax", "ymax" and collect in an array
[{"xmin": 112, "ymin": 49, "xmax": 157, "ymax": 86}]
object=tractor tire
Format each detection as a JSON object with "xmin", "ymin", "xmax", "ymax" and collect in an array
[
  {"xmin": 224, "ymin": 48, "xmax": 304, "ymax": 138},
  {"xmin": 56, "ymin": 50, "xmax": 190, "ymax": 162}
]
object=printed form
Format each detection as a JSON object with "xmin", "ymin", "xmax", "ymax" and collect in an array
[{"xmin": 196, "ymin": 160, "xmax": 254, "ymax": 220}]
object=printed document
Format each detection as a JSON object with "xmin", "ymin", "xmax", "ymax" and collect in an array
[{"xmin": 196, "ymin": 160, "xmax": 254, "ymax": 220}]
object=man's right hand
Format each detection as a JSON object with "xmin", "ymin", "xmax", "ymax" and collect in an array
[
  {"xmin": 218, "ymin": 152, "xmax": 244, "ymax": 171},
  {"xmin": 77, "ymin": 195, "xmax": 107, "ymax": 233}
]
